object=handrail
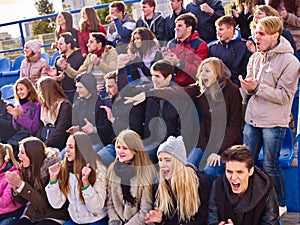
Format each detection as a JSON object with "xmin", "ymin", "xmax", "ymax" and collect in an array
[{"xmin": 0, "ymin": 0, "xmax": 141, "ymax": 54}]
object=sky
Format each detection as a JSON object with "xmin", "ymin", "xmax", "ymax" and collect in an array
[{"xmin": 0, "ymin": 0, "xmax": 63, "ymax": 37}]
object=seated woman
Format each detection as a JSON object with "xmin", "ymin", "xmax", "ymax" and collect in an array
[
  {"xmin": 6, "ymin": 78, "xmax": 41, "ymax": 155},
  {"xmin": 20, "ymin": 39, "xmax": 49, "ymax": 87},
  {"xmin": 5, "ymin": 137, "xmax": 68, "ymax": 225},
  {"xmin": 145, "ymin": 136, "xmax": 210, "ymax": 225},
  {"xmin": 0, "ymin": 143, "xmax": 25, "ymax": 225},
  {"xmin": 120, "ymin": 27, "xmax": 162, "ymax": 84},
  {"xmin": 107, "ymin": 129, "xmax": 156, "ymax": 224},
  {"xmin": 46, "ymin": 131, "xmax": 107, "ymax": 225},
  {"xmin": 37, "ymin": 77, "xmax": 72, "ymax": 150}
]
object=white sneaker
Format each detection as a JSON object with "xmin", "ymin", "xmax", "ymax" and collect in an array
[{"xmin": 279, "ymin": 206, "xmax": 287, "ymax": 217}]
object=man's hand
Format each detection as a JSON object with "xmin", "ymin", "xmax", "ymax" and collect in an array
[
  {"xmin": 100, "ymin": 106, "xmax": 115, "ymax": 123},
  {"xmin": 124, "ymin": 92, "xmax": 146, "ymax": 106},
  {"xmin": 66, "ymin": 125, "xmax": 80, "ymax": 134},
  {"xmin": 239, "ymin": 75, "xmax": 258, "ymax": 92},
  {"xmin": 207, "ymin": 153, "xmax": 221, "ymax": 167},
  {"xmin": 57, "ymin": 57, "xmax": 68, "ymax": 70},
  {"xmin": 200, "ymin": 3, "xmax": 214, "ymax": 15},
  {"xmin": 81, "ymin": 118, "xmax": 96, "ymax": 134},
  {"xmin": 280, "ymin": 7, "xmax": 288, "ymax": 19},
  {"xmin": 163, "ymin": 51, "xmax": 179, "ymax": 66}
]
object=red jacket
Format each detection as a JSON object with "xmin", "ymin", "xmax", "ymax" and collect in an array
[{"xmin": 168, "ymin": 31, "xmax": 208, "ymax": 86}]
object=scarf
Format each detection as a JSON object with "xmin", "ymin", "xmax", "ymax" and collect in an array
[
  {"xmin": 19, "ymin": 97, "xmax": 29, "ymax": 105},
  {"xmin": 114, "ymin": 160, "xmax": 137, "ymax": 206}
]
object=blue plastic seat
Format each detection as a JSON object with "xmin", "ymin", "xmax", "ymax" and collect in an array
[
  {"xmin": 0, "ymin": 57, "xmax": 12, "ymax": 73},
  {"xmin": 0, "ymin": 84, "xmax": 14, "ymax": 104},
  {"xmin": 258, "ymin": 127, "xmax": 294, "ymax": 168},
  {"xmin": 50, "ymin": 51, "xmax": 60, "ymax": 67},
  {"xmin": 41, "ymin": 52, "xmax": 50, "ymax": 64},
  {"xmin": 1, "ymin": 55, "xmax": 25, "ymax": 85}
]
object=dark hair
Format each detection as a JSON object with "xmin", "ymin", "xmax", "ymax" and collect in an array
[
  {"xmin": 221, "ymin": 145, "xmax": 254, "ymax": 171},
  {"xmin": 142, "ymin": 0, "xmax": 156, "ymax": 8},
  {"xmin": 90, "ymin": 32, "xmax": 107, "ymax": 47},
  {"xmin": 215, "ymin": 15, "xmax": 236, "ymax": 28},
  {"xmin": 79, "ymin": 6, "xmax": 101, "ymax": 32},
  {"xmin": 128, "ymin": 27, "xmax": 157, "ymax": 55},
  {"xmin": 175, "ymin": 13, "xmax": 198, "ymax": 33},
  {"xmin": 60, "ymin": 32, "xmax": 76, "ymax": 49},
  {"xmin": 14, "ymin": 77, "xmax": 39, "ymax": 104},
  {"xmin": 269, "ymin": 0, "xmax": 296, "ymax": 14},
  {"xmin": 104, "ymin": 71, "xmax": 117, "ymax": 81},
  {"xmin": 109, "ymin": 1, "xmax": 125, "ymax": 13},
  {"xmin": 151, "ymin": 60, "xmax": 174, "ymax": 78},
  {"xmin": 55, "ymin": 11, "xmax": 75, "ymax": 41}
]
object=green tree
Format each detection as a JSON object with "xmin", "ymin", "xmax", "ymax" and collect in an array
[{"xmin": 32, "ymin": 0, "xmax": 56, "ymax": 35}]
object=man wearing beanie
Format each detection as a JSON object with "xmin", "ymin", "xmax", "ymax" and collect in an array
[
  {"xmin": 66, "ymin": 72, "xmax": 101, "ymax": 152},
  {"xmin": 146, "ymin": 135, "xmax": 210, "ymax": 225},
  {"xmin": 20, "ymin": 39, "xmax": 49, "ymax": 86}
]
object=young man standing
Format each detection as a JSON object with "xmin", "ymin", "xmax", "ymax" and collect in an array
[
  {"xmin": 240, "ymin": 16, "xmax": 299, "ymax": 217},
  {"xmin": 136, "ymin": 0, "xmax": 165, "ymax": 42}
]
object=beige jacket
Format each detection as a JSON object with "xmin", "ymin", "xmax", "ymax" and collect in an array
[
  {"xmin": 64, "ymin": 45, "xmax": 118, "ymax": 78},
  {"xmin": 284, "ymin": 0, "xmax": 300, "ymax": 50},
  {"xmin": 244, "ymin": 36, "xmax": 300, "ymax": 128}
]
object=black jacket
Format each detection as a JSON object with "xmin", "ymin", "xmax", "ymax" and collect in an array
[
  {"xmin": 208, "ymin": 166, "xmax": 280, "ymax": 225},
  {"xmin": 0, "ymin": 99, "xmax": 16, "ymax": 143},
  {"xmin": 164, "ymin": 7, "xmax": 187, "ymax": 42}
]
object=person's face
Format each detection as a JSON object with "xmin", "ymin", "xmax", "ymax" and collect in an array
[
  {"xmin": 57, "ymin": 13, "xmax": 66, "ymax": 26},
  {"xmin": 16, "ymin": 83, "xmax": 30, "ymax": 100},
  {"xmin": 81, "ymin": 10, "xmax": 88, "ymax": 22},
  {"xmin": 175, "ymin": 20, "xmax": 191, "ymax": 41},
  {"xmin": 110, "ymin": 7, "xmax": 123, "ymax": 20},
  {"xmin": 216, "ymin": 24, "xmax": 234, "ymax": 42},
  {"xmin": 105, "ymin": 78, "xmax": 118, "ymax": 99},
  {"xmin": 158, "ymin": 152, "xmax": 173, "ymax": 180},
  {"xmin": 225, "ymin": 161, "xmax": 254, "ymax": 196},
  {"xmin": 152, "ymin": 71, "xmax": 172, "ymax": 89},
  {"xmin": 24, "ymin": 45, "xmax": 33, "ymax": 57},
  {"xmin": 87, "ymin": 36, "xmax": 101, "ymax": 53},
  {"xmin": 255, "ymin": 24, "xmax": 279, "ymax": 52},
  {"xmin": 142, "ymin": 4, "xmax": 154, "ymax": 18},
  {"xmin": 199, "ymin": 63, "xmax": 217, "ymax": 87},
  {"xmin": 75, "ymin": 82, "xmax": 91, "ymax": 99},
  {"xmin": 116, "ymin": 139, "xmax": 135, "ymax": 163},
  {"xmin": 133, "ymin": 33, "xmax": 142, "ymax": 49},
  {"xmin": 18, "ymin": 144, "xmax": 30, "ymax": 168},
  {"xmin": 65, "ymin": 136, "xmax": 76, "ymax": 162},
  {"xmin": 253, "ymin": 9, "xmax": 267, "ymax": 24},
  {"xmin": 57, "ymin": 37, "xmax": 68, "ymax": 54},
  {"xmin": 170, "ymin": 0, "xmax": 182, "ymax": 11}
]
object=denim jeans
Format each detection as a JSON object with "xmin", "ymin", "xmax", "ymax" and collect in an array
[
  {"xmin": 187, "ymin": 147, "xmax": 225, "ymax": 186},
  {"xmin": 97, "ymin": 144, "xmax": 116, "ymax": 167},
  {"xmin": 64, "ymin": 216, "xmax": 108, "ymax": 225},
  {"xmin": 0, "ymin": 216, "xmax": 20, "ymax": 225},
  {"xmin": 243, "ymin": 123, "xmax": 286, "ymax": 206}
]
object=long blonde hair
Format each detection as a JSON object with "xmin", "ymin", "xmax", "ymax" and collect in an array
[
  {"xmin": 0, "ymin": 143, "xmax": 19, "ymax": 167},
  {"xmin": 108, "ymin": 129, "xmax": 156, "ymax": 198},
  {"xmin": 155, "ymin": 156, "xmax": 200, "ymax": 222}
]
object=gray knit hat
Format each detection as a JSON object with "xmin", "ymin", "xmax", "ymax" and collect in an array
[
  {"xmin": 157, "ymin": 136, "xmax": 186, "ymax": 164},
  {"xmin": 75, "ymin": 72, "xmax": 98, "ymax": 95},
  {"xmin": 25, "ymin": 40, "xmax": 42, "ymax": 54}
]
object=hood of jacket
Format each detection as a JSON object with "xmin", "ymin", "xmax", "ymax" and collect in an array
[{"xmin": 40, "ymin": 147, "xmax": 62, "ymax": 181}]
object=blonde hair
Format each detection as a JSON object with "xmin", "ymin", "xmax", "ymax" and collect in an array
[
  {"xmin": 197, "ymin": 57, "xmax": 223, "ymax": 101},
  {"xmin": 257, "ymin": 16, "xmax": 283, "ymax": 36},
  {"xmin": 0, "ymin": 143, "xmax": 19, "ymax": 167},
  {"xmin": 250, "ymin": 5, "xmax": 280, "ymax": 29},
  {"xmin": 108, "ymin": 129, "xmax": 156, "ymax": 198},
  {"xmin": 155, "ymin": 156, "xmax": 200, "ymax": 222}
]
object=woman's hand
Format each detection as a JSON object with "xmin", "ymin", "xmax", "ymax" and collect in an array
[
  {"xmin": 145, "ymin": 208, "xmax": 163, "ymax": 224},
  {"xmin": 219, "ymin": 219, "xmax": 234, "ymax": 225},
  {"xmin": 6, "ymin": 171, "xmax": 23, "ymax": 190},
  {"xmin": 82, "ymin": 164, "xmax": 91, "ymax": 187},
  {"xmin": 48, "ymin": 162, "xmax": 61, "ymax": 181},
  {"xmin": 280, "ymin": 7, "xmax": 288, "ymax": 19},
  {"xmin": 66, "ymin": 126, "xmax": 80, "ymax": 134},
  {"xmin": 207, "ymin": 153, "xmax": 221, "ymax": 167}
]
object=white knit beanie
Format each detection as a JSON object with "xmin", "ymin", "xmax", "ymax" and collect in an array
[
  {"xmin": 25, "ymin": 40, "xmax": 42, "ymax": 54},
  {"xmin": 157, "ymin": 136, "xmax": 187, "ymax": 164}
]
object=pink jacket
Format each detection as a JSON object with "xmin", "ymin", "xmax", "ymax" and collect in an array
[{"xmin": 0, "ymin": 161, "xmax": 23, "ymax": 215}]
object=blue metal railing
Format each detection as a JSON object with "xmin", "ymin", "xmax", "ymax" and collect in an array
[{"xmin": 0, "ymin": 0, "xmax": 141, "ymax": 54}]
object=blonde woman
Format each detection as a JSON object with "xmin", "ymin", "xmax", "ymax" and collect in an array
[
  {"xmin": 107, "ymin": 129, "xmax": 156, "ymax": 224},
  {"xmin": 46, "ymin": 131, "xmax": 107, "ymax": 225}
]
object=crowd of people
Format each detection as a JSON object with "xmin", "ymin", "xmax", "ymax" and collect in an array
[{"xmin": 0, "ymin": 0, "xmax": 300, "ymax": 224}]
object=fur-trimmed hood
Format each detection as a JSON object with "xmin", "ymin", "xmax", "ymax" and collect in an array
[{"xmin": 40, "ymin": 147, "xmax": 62, "ymax": 181}]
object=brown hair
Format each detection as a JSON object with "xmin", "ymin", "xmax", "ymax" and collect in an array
[
  {"xmin": 269, "ymin": 0, "xmax": 296, "ymax": 14},
  {"xmin": 55, "ymin": 11, "xmax": 75, "ymax": 41},
  {"xmin": 79, "ymin": 6, "xmax": 102, "ymax": 32},
  {"xmin": 14, "ymin": 77, "xmax": 39, "ymax": 104},
  {"xmin": 142, "ymin": 0, "xmax": 156, "ymax": 8},
  {"xmin": 175, "ymin": 13, "xmax": 198, "ymax": 33},
  {"xmin": 109, "ymin": 1, "xmax": 125, "ymax": 13},
  {"xmin": 128, "ymin": 27, "xmax": 157, "ymax": 55},
  {"xmin": 215, "ymin": 15, "xmax": 236, "ymax": 28}
]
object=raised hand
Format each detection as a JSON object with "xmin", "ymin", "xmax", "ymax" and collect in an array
[
  {"xmin": 124, "ymin": 92, "xmax": 146, "ymax": 106},
  {"xmin": 100, "ymin": 106, "xmax": 115, "ymax": 122},
  {"xmin": 145, "ymin": 208, "xmax": 163, "ymax": 224},
  {"xmin": 82, "ymin": 164, "xmax": 92, "ymax": 187},
  {"xmin": 48, "ymin": 162, "xmax": 61, "ymax": 181},
  {"xmin": 6, "ymin": 171, "xmax": 23, "ymax": 190},
  {"xmin": 81, "ymin": 118, "xmax": 95, "ymax": 134}
]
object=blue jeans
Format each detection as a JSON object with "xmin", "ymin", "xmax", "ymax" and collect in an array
[
  {"xmin": 187, "ymin": 148, "xmax": 225, "ymax": 186},
  {"xmin": 0, "ymin": 216, "xmax": 20, "ymax": 225},
  {"xmin": 64, "ymin": 216, "xmax": 108, "ymax": 225},
  {"xmin": 243, "ymin": 123, "xmax": 286, "ymax": 206},
  {"xmin": 97, "ymin": 144, "xmax": 116, "ymax": 167}
]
